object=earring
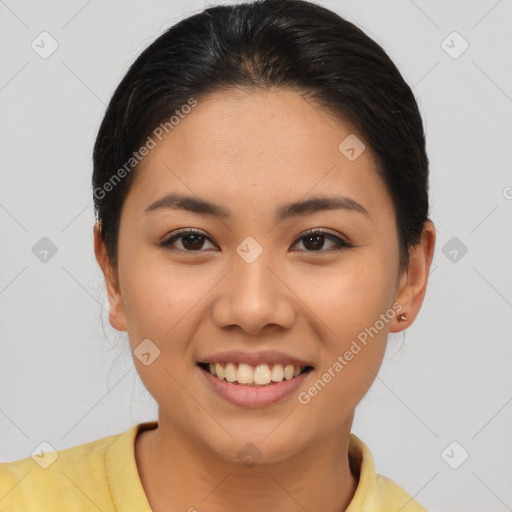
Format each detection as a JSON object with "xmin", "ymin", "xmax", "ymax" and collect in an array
[{"xmin": 397, "ymin": 313, "xmax": 407, "ymax": 322}]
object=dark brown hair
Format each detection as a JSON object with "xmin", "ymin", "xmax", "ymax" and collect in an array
[{"xmin": 93, "ymin": 0, "xmax": 430, "ymax": 273}]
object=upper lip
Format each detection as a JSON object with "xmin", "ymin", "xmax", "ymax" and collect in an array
[{"xmin": 198, "ymin": 350, "xmax": 314, "ymax": 368}]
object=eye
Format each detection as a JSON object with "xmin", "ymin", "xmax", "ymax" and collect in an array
[
  {"xmin": 160, "ymin": 229, "xmax": 216, "ymax": 252},
  {"xmin": 291, "ymin": 229, "xmax": 352, "ymax": 253},
  {"xmin": 159, "ymin": 228, "xmax": 352, "ymax": 253}
]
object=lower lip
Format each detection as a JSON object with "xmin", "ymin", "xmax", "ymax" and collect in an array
[{"xmin": 198, "ymin": 365, "xmax": 313, "ymax": 408}]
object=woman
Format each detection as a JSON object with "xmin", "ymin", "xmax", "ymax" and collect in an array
[{"xmin": 0, "ymin": 0, "xmax": 435, "ymax": 510}]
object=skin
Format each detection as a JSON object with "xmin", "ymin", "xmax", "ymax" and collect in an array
[{"xmin": 94, "ymin": 87, "xmax": 436, "ymax": 512}]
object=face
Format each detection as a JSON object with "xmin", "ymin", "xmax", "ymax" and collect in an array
[{"xmin": 96, "ymin": 87, "xmax": 433, "ymax": 464}]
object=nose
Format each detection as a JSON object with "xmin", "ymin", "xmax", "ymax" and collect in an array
[{"xmin": 210, "ymin": 242, "xmax": 296, "ymax": 335}]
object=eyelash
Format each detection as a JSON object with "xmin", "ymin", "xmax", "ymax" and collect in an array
[{"xmin": 159, "ymin": 228, "xmax": 352, "ymax": 254}]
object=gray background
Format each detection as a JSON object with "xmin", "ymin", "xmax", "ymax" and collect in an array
[{"xmin": 1, "ymin": 1, "xmax": 511, "ymax": 511}]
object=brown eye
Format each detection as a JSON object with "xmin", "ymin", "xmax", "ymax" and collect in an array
[
  {"xmin": 160, "ymin": 229, "xmax": 216, "ymax": 252},
  {"xmin": 292, "ymin": 229, "xmax": 351, "ymax": 253}
]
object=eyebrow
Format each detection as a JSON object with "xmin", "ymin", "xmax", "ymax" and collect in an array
[{"xmin": 144, "ymin": 193, "xmax": 369, "ymax": 221}]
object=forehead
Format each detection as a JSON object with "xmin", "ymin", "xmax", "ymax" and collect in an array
[
  {"xmin": 160, "ymin": 87, "xmax": 360, "ymax": 162},
  {"xmin": 127, "ymin": 87, "xmax": 394, "ymax": 224}
]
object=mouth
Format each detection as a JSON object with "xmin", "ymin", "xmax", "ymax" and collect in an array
[{"xmin": 197, "ymin": 361, "xmax": 314, "ymax": 387}]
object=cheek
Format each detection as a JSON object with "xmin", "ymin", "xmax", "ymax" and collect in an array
[
  {"xmin": 299, "ymin": 250, "xmax": 396, "ymax": 399},
  {"xmin": 297, "ymin": 339, "xmax": 386, "ymax": 437},
  {"xmin": 298, "ymin": 270, "xmax": 394, "ymax": 426},
  {"xmin": 301, "ymin": 251, "xmax": 397, "ymax": 337},
  {"xmin": 118, "ymin": 255, "xmax": 200, "ymax": 399},
  {"xmin": 119, "ymin": 245, "xmax": 203, "ymax": 336}
]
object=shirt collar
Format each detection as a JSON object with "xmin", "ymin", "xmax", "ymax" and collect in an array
[
  {"xmin": 346, "ymin": 432, "xmax": 379, "ymax": 511},
  {"xmin": 105, "ymin": 421, "xmax": 157, "ymax": 511}
]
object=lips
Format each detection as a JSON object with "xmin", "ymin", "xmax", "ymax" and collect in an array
[
  {"xmin": 197, "ymin": 349, "xmax": 314, "ymax": 368},
  {"xmin": 198, "ymin": 362, "xmax": 314, "ymax": 408}
]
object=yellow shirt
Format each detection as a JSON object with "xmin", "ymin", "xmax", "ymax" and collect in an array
[{"xmin": 0, "ymin": 421, "xmax": 428, "ymax": 511}]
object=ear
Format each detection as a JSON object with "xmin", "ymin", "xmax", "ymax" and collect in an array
[
  {"xmin": 389, "ymin": 221, "xmax": 436, "ymax": 333},
  {"xmin": 93, "ymin": 222, "xmax": 127, "ymax": 332}
]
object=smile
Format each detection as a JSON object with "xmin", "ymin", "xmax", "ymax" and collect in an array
[{"xmin": 198, "ymin": 362, "xmax": 313, "ymax": 386}]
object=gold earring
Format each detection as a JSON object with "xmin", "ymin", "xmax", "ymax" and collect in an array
[{"xmin": 397, "ymin": 313, "xmax": 407, "ymax": 322}]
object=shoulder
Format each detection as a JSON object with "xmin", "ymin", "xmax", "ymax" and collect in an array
[
  {"xmin": 374, "ymin": 473, "xmax": 429, "ymax": 512},
  {"xmin": 347, "ymin": 433, "xmax": 429, "ymax": 512},
  {"xmin": 0, "ymin": 429, "xmax": 122, "ymax": 512}
]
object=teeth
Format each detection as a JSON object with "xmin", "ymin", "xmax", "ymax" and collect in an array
[
  {"xmin": 215, "ymin": 363, "xmax": 225, "ymax": 379},
  {"xmin": 237, "ymin": 363, "xmax": 253, "ymax": 384},
  {"xmin": 204, "ymin": 362, "xmax": 308, "ymax": 386},
  {"xmin": 224, "ymin": 362, "xmax": 237, "ymax": 382},
  {"xmin": 253, "ymin": 364, "xmax": 272, "ymax": 385},
  {"xmin": 271, "ymin": 364, "xmax": 284, "ymax": 381}
]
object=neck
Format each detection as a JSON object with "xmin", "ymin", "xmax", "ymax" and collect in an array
[{"xmin": 135, "ymin": 412, "xmax": 359, "ymax": 512}]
